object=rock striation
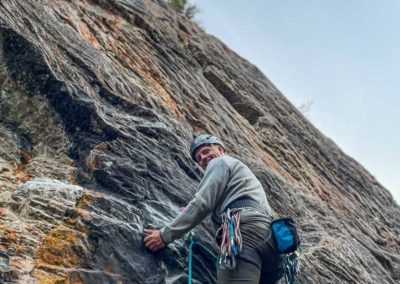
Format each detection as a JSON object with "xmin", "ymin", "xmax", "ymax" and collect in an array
[{"xmin": 0, "ymin": 0, "xmax": 399, "ymax": 283}]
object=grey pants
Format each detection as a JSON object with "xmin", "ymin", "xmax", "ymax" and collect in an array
[{"xmin": 217, "ymin": 209, "xmax": 284, "ymax": 284}]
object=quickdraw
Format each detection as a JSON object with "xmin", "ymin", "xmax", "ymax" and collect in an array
[
  {"xmin": 283, "ymin": 251, "xmax": 301, "ymax": 284},
  {"xmin": 216, "ymin": 208, "xmax": 243, "ymax": 269}
]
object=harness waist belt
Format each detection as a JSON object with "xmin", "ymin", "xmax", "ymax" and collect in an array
[{"xmin": 225, "ymin": 197, "xmax": 266, "ymax": 213}]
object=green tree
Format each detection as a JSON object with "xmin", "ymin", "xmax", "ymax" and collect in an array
[{"xmin": 167, "ymin": 0, "xmax": 199, "ymax": 19}]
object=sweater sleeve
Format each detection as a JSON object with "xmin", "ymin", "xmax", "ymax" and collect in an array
[{"xmin": 160, "ymin": 157, "xmax": 230, "ymax": 244}]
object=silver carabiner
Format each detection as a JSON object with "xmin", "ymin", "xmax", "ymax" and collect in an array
[{"xmin": 225, "ymin": 255, "xmax": 236, "ymax": 270}]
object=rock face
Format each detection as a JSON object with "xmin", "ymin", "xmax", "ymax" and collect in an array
[{"xmin": 0, "ymin": 0, "xmax": 398, "ymax": 283}]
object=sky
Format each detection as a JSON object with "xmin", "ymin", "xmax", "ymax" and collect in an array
[{"xmin": 191, "ymin": 0, "xmax": 400, "ymax": 204}]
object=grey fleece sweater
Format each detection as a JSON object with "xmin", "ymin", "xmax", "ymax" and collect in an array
[{"xmin": 160, "ymin": 155, "xmax": 272, "ymax": 244}]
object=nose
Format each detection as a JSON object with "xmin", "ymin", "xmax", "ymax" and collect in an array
[
  {"xmin": 199, "ymin": 153, "xmax": 215, "ymax": 167},
  {"xmin": 199, "ymin": 153, "xmax": 207, "ymax": 165}
]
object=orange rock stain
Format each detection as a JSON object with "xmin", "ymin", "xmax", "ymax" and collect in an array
[
  {"xmin": 34, "ymin": 190, "xmax": 93, "ymax": 283},
  {"xmin": 110, "ymin": 38, "xmax": 182, "ymax": 118},
  {"xmin": 36, "ymin": 226, "xmax": 83, "ymax": 267},
  {"xmin": 78, "ymin": 21, "xmax": 100, "ymax": 49}
]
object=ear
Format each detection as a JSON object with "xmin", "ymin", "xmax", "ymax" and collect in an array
[{"xmin": 218, "ymin": 146, "xmax": 225, "ymax": 154}]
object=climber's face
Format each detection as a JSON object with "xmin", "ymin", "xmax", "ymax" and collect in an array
[{"xmin": 194, "ymin": 144, "xmax": 224, "ymax": 169}]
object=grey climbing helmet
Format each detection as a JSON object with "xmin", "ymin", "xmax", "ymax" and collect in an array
[{"xmin": 190, "ymin": 134, "xmax": 225, "ymax": 161}]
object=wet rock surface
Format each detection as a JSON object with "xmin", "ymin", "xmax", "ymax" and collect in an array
[{"xmin": 0, "ymin": 0, "xmax": 399, "ymax": 283}]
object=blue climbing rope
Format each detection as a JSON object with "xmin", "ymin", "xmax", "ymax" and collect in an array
[
  {"xmin": 187, "ymin": 232, "xmax": 217, "ymax": 284},
  {"xmin": 188, "ymin": 236, "xmax": 195, "ymax": 284}
]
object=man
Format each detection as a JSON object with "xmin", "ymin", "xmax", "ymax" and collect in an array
[{"xmin": 144, "ymin": 134, "xmax": 284, "ymax": 283}]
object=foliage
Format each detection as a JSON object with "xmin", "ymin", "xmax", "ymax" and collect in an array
[
  {"xmin": 298, "ymin": 100, "xmax": 314, "ymax": 118},
  {"xmin": 167, "ymin": 0, "xmax": 199, "ymax": 19}
]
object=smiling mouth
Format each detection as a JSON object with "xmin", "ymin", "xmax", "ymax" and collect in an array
[{"xmin": 205, "ymin": 156, "xmax": 215, "ymax": 164}]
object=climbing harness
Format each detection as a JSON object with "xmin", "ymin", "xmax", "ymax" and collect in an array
[
  {"xmin": 283, "ymin": 251, "xmax": 301, "ymax": 284},
  {"xmin": 187, "ymin": 232, "xmax": 217, "ymax": 284},
  {"xmin": 186, "ymin": 203, "xmax": 301, "ymax": 284},
  {"xmin": 187, "ymin": 209, "xmax": 243, "ymax": 283},
  {"xmin": 217, "ymin": 197, "xmax": 268, "ymax": 270},
  {"xmin": 215, "ymin": 208, "xmax": 243, "ymax": 269}
]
